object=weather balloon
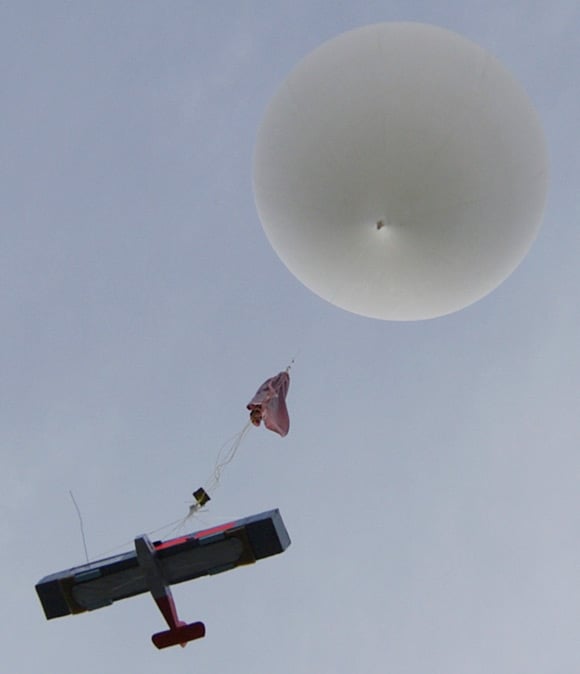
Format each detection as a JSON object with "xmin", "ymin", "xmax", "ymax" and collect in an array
[{"xmin": 254, "ymin": 22, "xmax": 548, "ymax": 320}]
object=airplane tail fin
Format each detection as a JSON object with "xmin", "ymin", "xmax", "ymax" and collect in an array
[{"xmin": 151, "ymin": 621, "xmax": 206, "ymax": 649}]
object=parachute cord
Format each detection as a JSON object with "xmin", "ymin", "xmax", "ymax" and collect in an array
[
  {"xmin": 85, "ymin": 421, "xmax": 255, "ymax": 559},
  {"xmin": 69, "ymin": 490, "xmax": 89, "ymax": 564},
  {"xmin": 204, "ymin": 420, "xmax": 252, "ymax": 495},
  {"xmin": 77, "ymin": 367, "xmax": 294, "ymax": 561}
]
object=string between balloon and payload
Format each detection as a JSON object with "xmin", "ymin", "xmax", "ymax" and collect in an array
[{"xmin": 81, "ymin": 365, "xmax": 294, "ymax": 561}]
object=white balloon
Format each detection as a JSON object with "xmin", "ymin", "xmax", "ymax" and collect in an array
[{"xmin": 253, "ymin": 23, "xmax": 548, "ymax": 320}]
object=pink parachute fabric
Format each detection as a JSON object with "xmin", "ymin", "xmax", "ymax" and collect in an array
[{"xmin": 247, "ymin": 371, "xmax": 290, "ymax": 437}]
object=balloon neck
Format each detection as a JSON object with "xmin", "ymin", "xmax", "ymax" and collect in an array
[{"xmin": 375, "ymin": 218, "xmax": 395, "ymax": 234}]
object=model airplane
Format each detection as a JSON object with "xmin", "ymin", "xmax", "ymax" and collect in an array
[{"xmin": 36, "ymin": 509, "xmax": 290, "ymax": 649}]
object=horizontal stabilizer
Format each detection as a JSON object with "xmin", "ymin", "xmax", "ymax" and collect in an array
[{"xmin": 151, "ymin": 621, "xmax": 206, "ymax": 649}]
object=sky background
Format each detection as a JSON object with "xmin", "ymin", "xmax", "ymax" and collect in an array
[{"xmin": 1, "ymin": 2, "xmax": 578, "ymax": 673}]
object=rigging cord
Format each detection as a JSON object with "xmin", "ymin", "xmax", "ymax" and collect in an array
[
  {"xmin": 69, "ymin": 490, "xmax": 89, "ymax": 564},
  {"xmin": 75, "ymin": 357, "xmax": 300, "ymax": 561},
  {"xmin": 203, "ymin": 421, "xmax": 252, "ymax": 495}
]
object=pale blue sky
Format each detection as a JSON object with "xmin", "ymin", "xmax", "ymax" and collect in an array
[{"xmin": 1, "ymin": 3, "xmax": 578, "ymax": 673}]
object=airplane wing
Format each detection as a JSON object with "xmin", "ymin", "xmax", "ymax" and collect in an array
[{"xmin": 36, "ymin": 509, "xmax": 290, "ymax": 620}]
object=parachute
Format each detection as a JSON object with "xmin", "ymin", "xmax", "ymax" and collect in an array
[{"xmin": 246, "ymin": 371, "xmax": 290, "ymax": 437}]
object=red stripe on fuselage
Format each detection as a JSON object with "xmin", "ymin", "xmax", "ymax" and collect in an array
[
  {"xmin": 193, "ymin": 521, "xmax": 235, "ymax": 539},
  {"xmin": 155, "ymin": 537, "xmax": 188, "ymax": 551},
  {"xmin": 154, "ymin": 521, "xmax": 236, "ymax": 551}
]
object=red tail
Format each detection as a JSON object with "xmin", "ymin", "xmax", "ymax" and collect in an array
[{"xmin": 151, "ymin": 621, "xmax": 206, "ymax": 649}]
